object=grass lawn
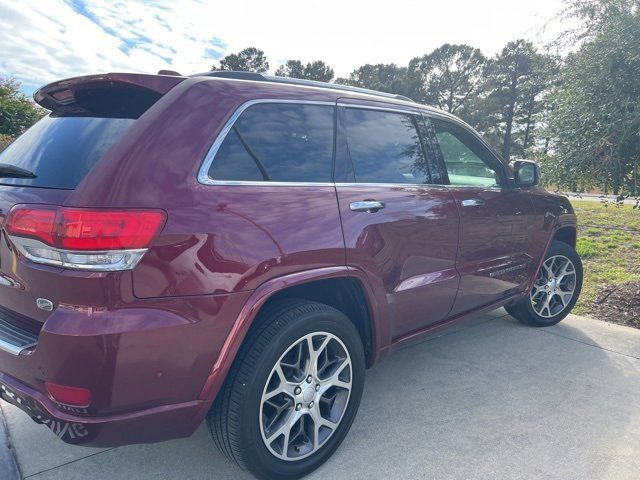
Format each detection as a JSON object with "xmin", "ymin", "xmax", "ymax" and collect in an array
[{"xmin": 570, "ymin": 200, "xmax": 640, "ymax": 325}]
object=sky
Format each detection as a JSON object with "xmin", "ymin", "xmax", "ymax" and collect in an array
[{"xmin": 0, "ymin": 0, "xmax": 568, "ymax": 96}]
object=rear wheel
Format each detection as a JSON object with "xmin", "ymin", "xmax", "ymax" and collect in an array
[
  {"xmin": 506, "ymin": 240, "xmax": 583, "ymax": 327},
  {"xmin": 209, "ymin": 299, "xmax": 365, "ymax": 479}
]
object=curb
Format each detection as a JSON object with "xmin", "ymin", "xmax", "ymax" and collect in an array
[{"xmin": 0, "ymin": 402, "xmax": 21, "ymax": 480}]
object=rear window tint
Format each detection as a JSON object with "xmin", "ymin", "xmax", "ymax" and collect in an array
[
  {"xmin": 0, "ymin": 115, "xmax": 134, "ymax": 189},
  {"xmin": 207, "ymin": 103, "xmax": 334, "ymax": 183}
]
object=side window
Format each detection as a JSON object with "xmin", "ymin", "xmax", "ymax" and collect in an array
[
  {"xmin": 432, "ymin": 119, "xmax": 502, "ymax": 188},
  {"xmin": 207, "ymin": 103, "xmax": 334, "ymax": 183},
  {"xmin": 343, "ymin": 108, "xmax": 430, "ymax": 184}
]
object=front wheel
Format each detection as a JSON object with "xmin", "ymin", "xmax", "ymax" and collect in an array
[
  {"xmin": 209, "ymin": 299, "xmax": 365, "ymax": 479},
  {"xmin": 506, "ymin": 240, "xmax": 583, "ymax": 327}
]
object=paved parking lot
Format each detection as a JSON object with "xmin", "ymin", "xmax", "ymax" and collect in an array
[{"xmin": 2, "ymin": 309, "xmax": 639, "ymax": 479}]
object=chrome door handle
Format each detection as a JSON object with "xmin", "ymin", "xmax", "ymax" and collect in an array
[
  {"xmin": 350, "ymin": 200, "xmax": 386, "ymax": 213},
  {"xmin": 461, "ymin": 198, "xmax": 485, "ymax": 207}
]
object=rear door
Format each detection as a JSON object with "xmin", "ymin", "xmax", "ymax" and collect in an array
[
  {"xmin": 334, "ymin": 100, "xmax": 460, "ymax": 340},
  {"xmin": 426, "ymin": 115, "xmax": 535, "ymax": 315}
]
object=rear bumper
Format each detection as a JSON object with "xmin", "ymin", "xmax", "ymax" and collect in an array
[
  {"xmin": 0, "ymin": 290, "xmax": 252, "ymax": 446},
  {"xmin": 0, "ymin": 371, "xmax": 201, "ymax": 447}
]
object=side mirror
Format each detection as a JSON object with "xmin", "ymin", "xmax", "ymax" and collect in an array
[{"xmin": 511, "ymin": 160, "xmax": 540, "ymax": 188}]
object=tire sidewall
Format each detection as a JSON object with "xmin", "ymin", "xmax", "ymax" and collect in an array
[{"xmin": 239, "ymin": 307, "xmax": 365, "ymax": 479}]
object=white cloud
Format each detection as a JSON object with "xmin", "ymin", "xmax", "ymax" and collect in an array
[{"xmin": 0, "ymin": 0, "xmax": 566, "ymax": 94}]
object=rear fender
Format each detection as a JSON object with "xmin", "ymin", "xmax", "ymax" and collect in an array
[{"xmin": 194, "ymin": 266, "xmax": 386, "ymax": 416}]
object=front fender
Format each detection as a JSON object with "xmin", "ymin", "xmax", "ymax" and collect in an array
[{"xmin": 525, "ymin": 198, "xmax": 578, "ymax": 294}]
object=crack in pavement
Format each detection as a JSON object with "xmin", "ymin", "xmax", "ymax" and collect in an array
[
  {"xmin": 537, "ymin": 327, "xmax": 640, "ymax": 361},
  {"xmin": 22, "ymin": 447, "xmax": 118, "ymax": 479}
]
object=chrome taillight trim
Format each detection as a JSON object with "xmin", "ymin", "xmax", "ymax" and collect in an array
[{"xmin": 8, "ymin": 235, "xmax": 148, "ymax": 271}]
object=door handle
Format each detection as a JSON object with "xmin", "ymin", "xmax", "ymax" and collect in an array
[
  {"xmin": 461, "ymin": 198, "xmax": 485, "ymax": 207},
  {"xmin": 350, "ymin": 200, "xmax": 386, "ymax": 213}
]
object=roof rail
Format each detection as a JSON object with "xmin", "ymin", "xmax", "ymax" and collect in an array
[{"xmin": 193, "ymin": 71, "xmax": 415, "ymax": 103}]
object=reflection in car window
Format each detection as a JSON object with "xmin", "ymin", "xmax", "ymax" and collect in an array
[
  {"xmin": 344, "ymin": 108, "xmax": 430, "ymax": 184},
  {"xmin": 209, "ymin": 103, "xmax": 334, "ymax": 182},
  {"xmin": 433, "ymin": 120, "xmax": 500, "ymax": 187}
]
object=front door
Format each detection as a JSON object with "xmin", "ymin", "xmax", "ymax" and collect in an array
[
  {"xmin": 334, "ymin": 101, "xmax": 460, "ymax": 340},
  {"xmin": 427, "ymin": 116, "xmax": 535, "ymax": 316}
]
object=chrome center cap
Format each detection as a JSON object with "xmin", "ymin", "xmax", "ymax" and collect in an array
[{"xmin": 302, "ymin": 386, "xmax": 315, "ymax": 403}]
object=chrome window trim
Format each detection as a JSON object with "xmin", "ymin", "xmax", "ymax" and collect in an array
[
  {"xmin": 197, "ymin": 99, "xmax": 336, "ymax": 186},
  {"xmin": 337, "ymin": 102, "xmax": 420, "ymax": 116},
  {"xmin": 198, "ymin": 180, "xmax": 335, "ymax": 187},
  {"xmin": 334, "ymin": 182, "xmax": 444, "ymax": 189},
  {"xmin": 441, "ymin": 184, "xmax": 503, "ymax": 191}
]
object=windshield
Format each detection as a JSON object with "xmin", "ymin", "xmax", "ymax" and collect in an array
[{"xmin": 0, "ymin": 115, "xmax": 135, "ymax": 189}]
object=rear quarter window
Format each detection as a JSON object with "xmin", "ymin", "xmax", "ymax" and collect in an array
[
  {"xmin": 0, "ymin": 115, "xmax": 134, "ymax": 189},
  {"xmin": 206, "ymin": 102, "xmax": 334, "ymax": 183}
]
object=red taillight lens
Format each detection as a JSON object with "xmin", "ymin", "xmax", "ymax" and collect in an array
[
  {"xmin": 5, "ymin": 207, "xmax": 56, "ymax": 245},
  {"xmin": 6, "ymin": 206, "xmax": 166, "ymax": 251},
  {"xmin": 57, "ymin": 209, "xmax": 166, "ymax": 250},
  {"xmin": 45, "ymin": 382, "xmax": 91, "ymax": 407}
]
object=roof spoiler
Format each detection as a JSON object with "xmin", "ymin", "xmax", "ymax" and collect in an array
[{"xmin": 34, "ymin": 73, "xmax": 185, "ymax": 116}]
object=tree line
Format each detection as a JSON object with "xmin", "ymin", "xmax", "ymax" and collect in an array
[
  {"xmin": 211, "ymin": 41, "xmax": 558, "ymax": 163},
  {"xmin": 209, "ymin": 0, "xmax": 639, "ymax": 195},
  {"xmin": 1, "ymin": 0, "xmax": 638, "ymax": 195}
]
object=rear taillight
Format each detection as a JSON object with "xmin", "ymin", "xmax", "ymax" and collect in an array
[{"xmin": 5, "ymin": 205, "xmax": 166, "ymax": 271}]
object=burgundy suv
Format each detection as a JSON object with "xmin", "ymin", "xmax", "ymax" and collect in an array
[{"xmin": 0, "ymin": 71, "xmax": 582, "ymax": 479}]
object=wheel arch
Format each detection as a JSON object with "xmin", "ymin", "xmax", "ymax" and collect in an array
[
  {"xmin": 553, "ymin": 226, "xmax": 577, "ymax": 248},
  {"xmin": 523, "ymin": 222, "xmax": 578, "ymax": 296},
  {"xmin": 197, "ymin": 266, "xmax": 383, "ymax": 409},
  {"xmin": 267, "ymin": 276, "xmax": 375, "ymax": 367}
]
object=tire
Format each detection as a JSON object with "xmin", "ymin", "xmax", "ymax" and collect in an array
[
  {"xmin": 506, "ymin": 240, "xmax": 583, "ymax": 327},
  {"xmin": 209, "ymin": 299, "xmax": 365, "ymax": 480}
]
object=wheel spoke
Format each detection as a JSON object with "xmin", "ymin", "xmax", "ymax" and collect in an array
[
  {"xmin": 263, "ymin": 383, "xmax": 289, "ymax": 401},
  {"xmin": 556, "ymin": 260, "xmax": 574, "ymax": 281},
  {"xmin": 325, "ymin": 360, "xmax": 351, "ymax": 391},
  {"xmin": 308, "ymin": 403, "xmax": 332, "ymax": 450},
  {"xmin": 542, "ymin": 260, "xmax": 554, "ymax": 280},
  {"xmin": 531, "ymin": 284, "xmax": 543, "ymax": 298},
  {"xmin": 307, "ymin": 334, "xmax": 330, "ymax": 378},
  {"xmin": 559, "ymin": 292, "xmax": 573, "ymax": 307}
]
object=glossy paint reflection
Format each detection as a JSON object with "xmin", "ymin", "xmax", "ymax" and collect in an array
[
  {"xmin": 336, "ymin": 184, "xmax": 460, "ymax": 338},
  {"xmin": 448, "ymin": 187, "xmax": 534, "ymax": 315},
  {"xmin": 133, "ymin": 185, "xmax": 345, "ymax": 297}
]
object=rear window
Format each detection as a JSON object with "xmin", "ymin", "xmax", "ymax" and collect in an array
[
  {"xmin": 207, "ymin": 103, "xmax": 334, "ymax": 183},
  {"xmin": 0, "ymin": 115, "xmax": 134, "ymax": 189}
]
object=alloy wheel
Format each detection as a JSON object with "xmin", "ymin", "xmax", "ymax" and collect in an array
[
  {"xmin": 530, "ymin": 254, "xmax": 577, "ymax": 318},
  {"xmin": 259, "ymin": 331, "xmax": 352, "ymax": 461}
]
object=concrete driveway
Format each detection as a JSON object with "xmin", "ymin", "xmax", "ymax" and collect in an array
[{"xmin": 2, "ymin": 309, "xmax": 639, "ymax": 480}]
